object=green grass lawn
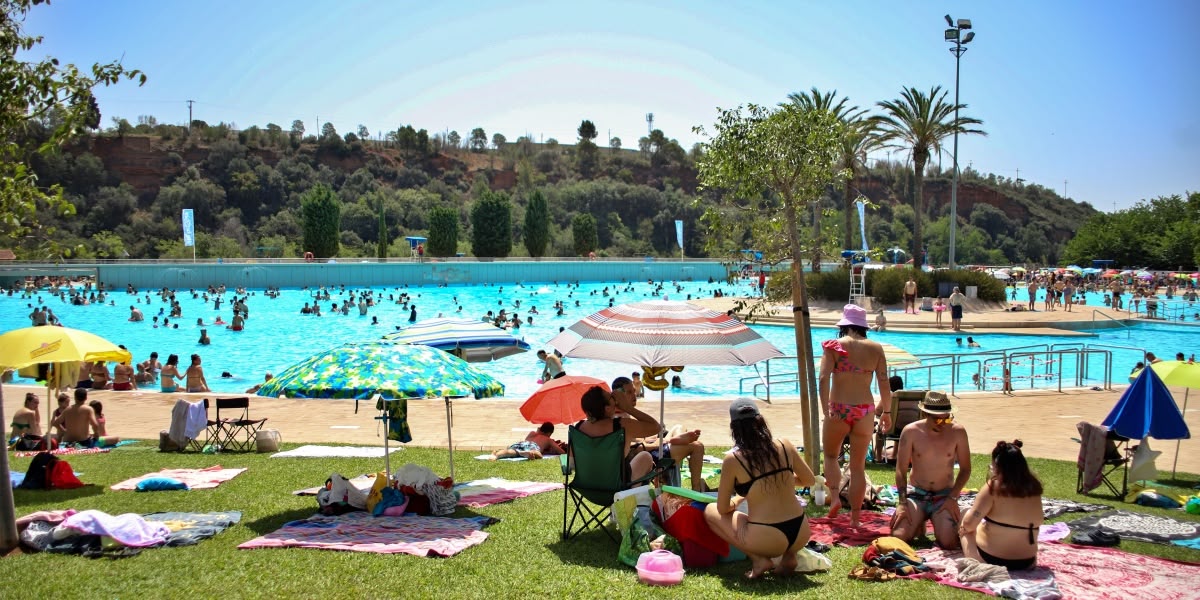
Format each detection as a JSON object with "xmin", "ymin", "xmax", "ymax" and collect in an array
[{"xmin": 3, "ymin": 443, "xmax": 1198, "ymax": 600}]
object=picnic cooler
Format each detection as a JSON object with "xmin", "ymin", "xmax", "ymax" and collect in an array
[{"xmin": 256, "ymin": 429, "xmax": 281, "ymax": 453}]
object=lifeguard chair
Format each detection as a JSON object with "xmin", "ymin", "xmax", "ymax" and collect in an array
[{"xmin": 843, "ymin": 250, "xmax": 869, "ymax": 304}]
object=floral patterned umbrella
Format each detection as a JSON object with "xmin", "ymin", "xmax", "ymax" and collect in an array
[{"xmin": 257, "ymin": 341, "xmax": 504, "ymax": 480}]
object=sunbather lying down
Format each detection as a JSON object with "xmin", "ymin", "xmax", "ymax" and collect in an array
[{"xmin": 490, "ymin": 422, "xmax": 565, "ymax": 460}]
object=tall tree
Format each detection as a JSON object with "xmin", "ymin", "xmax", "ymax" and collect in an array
[
  {"xmin": 609, "ymin": 136, "xmax": 622, "ymax": 153},
  {"xmin": 491, "ymin": 132, "xmax": 506, "ymax": 151},
  {"xmin": 695, "ymin": 102, "xmax": 847, "ymax": 472},
  {"xmin": 0, "ymin": 0, "xmax": 144, "ymax": 550},
  {"xmin": 470, "ymin": 190, "xmax": 512, "ymax": 257},
  {"xmin": 300, "ymin": 184, "xmax": 340, "ymax": 257},
  {"xmin": 469, "ymin": 127, "xmax": 488, "ymax": 152},
  {"xmin": 572, "ymin": 213, "xmax": 598, "ymax": 256},
  {"xmin": 524, "ymin": 190, "xmax": 549, "ymax": 257},
  {"xmin": 787, "ymin": 88, "xmax": 881, "ymax": 260},
  {"xmin": 577, "ymin": 119, "xmax": 598, "ymax": 141},
  {"xmin": 376, "ymin": 196, "xmax": 388, "ymax": 260},
  {"xmin": 427, "ymin": 206, "xmax": 459, "ymax": 257},
  {"xmin": 289, "ymin": 119, "xmax": 305, "ymax": 142},
  {"xmin": 1, "ymin": 0, "xmax": 144, "ymax": 258},
  {"xmin": 446, "ymin": 130, "xmax": 461, "ymax": 151},
  {"xmin": 320, "ymin": 122, "xmax": 338, "ymax": 140},
  {"xmin": 873, "ymin": 86, "xmax": 985, "ymax": 264}
]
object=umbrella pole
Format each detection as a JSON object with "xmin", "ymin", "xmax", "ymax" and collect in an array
[
  {"xmin": 0, "ymin": 384, "xmax": 20, "ymax": 551},
  {"xmin": 1173, "ymin": 389, "xmax": 1189, "ymax": 479},
  {"xmin": 445, "ymin": 397, "xmax": 455, "ymax": 482}
]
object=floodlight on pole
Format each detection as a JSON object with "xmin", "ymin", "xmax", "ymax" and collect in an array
[{"xmin": 945, "ymin": 14, "xmax": 975, "ymax": 270}]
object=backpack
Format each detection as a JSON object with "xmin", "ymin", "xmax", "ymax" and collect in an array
[
  {"xmin": 19, "ymin": 452, "xmax": 59, "ymax": 490},
  {"xmin": 49, "ymin": 459, "xmax": 84, "ymax": 489}
]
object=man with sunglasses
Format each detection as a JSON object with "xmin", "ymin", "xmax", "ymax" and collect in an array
[{"xmin": 890, "ymin": 391, "xmax": 972, "ymax": 548}]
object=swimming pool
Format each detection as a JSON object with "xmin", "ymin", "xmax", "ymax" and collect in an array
[{"xmin": 1, "ymin": 279, "xmax": 1175, "ymax": 399}]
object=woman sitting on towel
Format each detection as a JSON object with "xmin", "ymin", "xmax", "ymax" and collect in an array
[
  {"xmin": 959, "ymin": 440, "xmax": 1043, "ymax": 570},
  {"xmin": 704, "ymin": 398, "xmax": 815, "ymax": 579}
]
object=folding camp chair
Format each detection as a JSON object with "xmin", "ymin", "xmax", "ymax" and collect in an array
[
  {"xmin": 561, "ymin": 424, "xmax": 673, "ymax": 542},
  {"xmin": 873, "ymin": 390, "xmax": 926, "ymax": 464},
  {"xmin": 210, "ymin": 397, "xmax": 267, "ymax": 452},
  {"xmin": 1076, "ymin": 421, "xmax": 1129, "ymax": 498}
]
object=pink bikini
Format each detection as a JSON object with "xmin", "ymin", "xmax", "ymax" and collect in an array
[{"xmin": 822, "ymin": 339, "xmax": 874, "ymax": 426}]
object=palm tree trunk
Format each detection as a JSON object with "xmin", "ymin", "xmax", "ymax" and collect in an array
[
  {"xmin": 843, "ymin": 175, "xmax": 855, "ymax": 250},
  {"xmin": 912, "ymin": 157, "xmax": 926, "ymax": 266}
]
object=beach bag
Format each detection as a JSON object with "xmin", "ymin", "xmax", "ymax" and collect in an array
[
  {"xmin": 48, "ymin": 460, "xmax": 84, "ymax": 489},
  {"xmin": 255, "ymin": 429, "xmax": 281, "ymax": 453},
  {"xmin": 19, "ymin": 452, "xmax": 59, "ymax": 490}
]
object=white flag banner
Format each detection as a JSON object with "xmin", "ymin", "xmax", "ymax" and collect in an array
[
  {"xmin": 181, "ymin": 209, "xmax": 195, "ymax": 247},
  {"xmin": 674, "ymin": 219, "xmax": 684, "ymax": 250}
]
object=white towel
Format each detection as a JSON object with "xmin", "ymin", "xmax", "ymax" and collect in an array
[
  {"xmin": 168, "ymin": 400, "xmax": 189, "ymax": 446},
  {"xmin": 184, "ymin": 400, "xmax": 208, "ymax": 441}
]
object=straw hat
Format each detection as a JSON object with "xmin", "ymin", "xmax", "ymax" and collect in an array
[{"xmin": 919, "ymin": 391, "xmax": 953, "ymax": 415}]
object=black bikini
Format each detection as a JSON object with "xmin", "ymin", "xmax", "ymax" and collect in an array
[
  {"xmin": 979, "ymin": 517, "xmax": 1038, "ymax": 570},
  {"xmin": 733, "ymin": 445, "xmax": 806, "ymax": 548}
]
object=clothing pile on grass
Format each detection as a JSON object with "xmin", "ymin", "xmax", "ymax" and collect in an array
[
  {"xmin": 317, "ymin": 463, "xmax": 458, "ymax": 517},
  {"xmin": 17, "ymin": 509, "xmax": 241, "ymax": 558}
]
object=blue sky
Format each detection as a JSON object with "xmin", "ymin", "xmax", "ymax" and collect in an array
[{"xmin": 22, "ymin": 0, "xmax": 1200, "ymax": 212}]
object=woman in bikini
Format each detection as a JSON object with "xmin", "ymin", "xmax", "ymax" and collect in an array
[
  {"xmin": 818, "ymin": 304, "xmax": 892, "ymax": 527},
  {"xmin": 959, "ymin": 440, "xmax": 1043, "ymax": 570},
  {"xmin": 160, "ymin": 354, "xmax": 183, "ymax": 393},
  {"xmin": 185, "ymin": 354, "xmax": 209, "ymax": 393},
  {"xmin": 704, "ymin": 398, "xmax": 815, "ymax": 579}
]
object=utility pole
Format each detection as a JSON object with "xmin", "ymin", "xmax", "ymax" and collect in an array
[
  {"xmin": 1063, "ymin": 180, "xmax": 1068, "ymax": 197},
  {"xmin": 187, "ymin": 100, "xmax": 194, "ymax": 132}
]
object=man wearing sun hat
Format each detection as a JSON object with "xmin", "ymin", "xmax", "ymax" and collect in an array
[{"xmin": 890, "ymin": 390, "xmax": 972, "ymax": 549}]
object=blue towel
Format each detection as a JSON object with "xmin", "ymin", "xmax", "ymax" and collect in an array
[
  {"xmin": 10, "ymin": 471, "xmax": 25, "ymax": 487},
  {"xmin": 1172, "ymin": 536, "xmax": 1200, "ymax": 549}
]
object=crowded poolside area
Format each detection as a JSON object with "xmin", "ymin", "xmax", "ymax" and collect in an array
[{"xmin": 3, "ymin": 267, "xmax": 1199, "ymax": 600}]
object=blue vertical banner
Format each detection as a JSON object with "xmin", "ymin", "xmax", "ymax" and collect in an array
[
  {"xmin": 674, "ymin": 219, "xmax": 684, "ymax": 254},
  {"xmin": 181, "ymin": 209, "xmax": 195, "ymax": 247},
  {"xmin": 856, "ymin": 201, "xmax": 869, "ymax": 252}
]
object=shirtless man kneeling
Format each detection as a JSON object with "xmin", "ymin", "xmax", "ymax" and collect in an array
[
  {"xmin": 891, "ymin": 391, "xmax": 971, "ymax": 548},
  {"xmin": 50, "ymin": 388, "xmax": 101, "ymax": 447}
]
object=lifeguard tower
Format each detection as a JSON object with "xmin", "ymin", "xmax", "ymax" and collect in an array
[
  {"xmin": 843, "ymin": 250, "xmax": 870, "ymax": 304},
  {"xmin": 405, "ymin": 236, "xmax": 427, "ymax": 260}
]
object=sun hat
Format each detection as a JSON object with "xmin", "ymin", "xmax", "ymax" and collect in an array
[
  {"xmin": 729, "ymin": 397, "xmax": 761, "ymax": 422},
  {"xmin": 836, "ymin": 304, "xmax": 869, "ymax": 328},
  {"xmin": 919, "ymin": 391, "xmax": 953, "ymax": 415}
]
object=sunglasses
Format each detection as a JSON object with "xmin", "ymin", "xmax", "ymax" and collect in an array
[{"xmin": 933, "ymin": 415, "xmax": 954, "ymax": 425}]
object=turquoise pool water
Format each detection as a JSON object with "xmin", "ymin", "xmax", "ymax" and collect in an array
[{"xmin": 2, "ymin": 280, "xmax": 1180, "ymax": 399}]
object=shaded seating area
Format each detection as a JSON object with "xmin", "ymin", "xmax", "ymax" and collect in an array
[{"xmin": 561, "ymin": 423, "xmax": 673, "ymax": 541}]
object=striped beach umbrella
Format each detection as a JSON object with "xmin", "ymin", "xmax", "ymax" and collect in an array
[
  {"xmin": 547, "ymin": 300, "xmax": 783, "ymax": 370},
  {"xmin": 383, "ymin": 317, "xmax": 531, "ymax": 362}
]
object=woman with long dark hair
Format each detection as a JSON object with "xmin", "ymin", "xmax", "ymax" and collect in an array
[
  {"xmin": 818, "ymin": 304, "xmax": 892, "ymax": 527},
  {"xmin": 958, "ymin": 440, "xmax": 1044, "ymax": 570},
  {"xmin": 160, "ymin": 354, "xmax": 182, "ymax": 393},
  {"xmin": 704, "ymin": 398, "xmax": 815, "ymax": 579}
]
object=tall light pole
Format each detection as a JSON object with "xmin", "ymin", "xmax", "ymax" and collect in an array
[{"xmin": 945, "ymin": 15, "xmax": 974, "ymax": 270}]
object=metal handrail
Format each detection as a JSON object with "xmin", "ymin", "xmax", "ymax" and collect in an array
[
  {"xmin": 1091, "ymin": 310, "xmax": 1132, "ymax": 338},
  {"xmin": 979, "ymin": 349, "xmax": 1113, "ymax": 392}
]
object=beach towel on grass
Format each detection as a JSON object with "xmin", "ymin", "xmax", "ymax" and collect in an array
[
  {"xmin": 142, "ymin": 511, "xmax": 242, "ymax": 546},
  {"xmin": 14, "ymin": 446, "xmax": 109, "ymax": 458},
  {"xmin": 808, "ymin": 511, "xmax": 892, "ymax": 547},
  {"xmin": 955, "ymin": 492, "xmax": 1110, "ymax": 520},
  {"xmin": 271, "ymin": 445, "xmax": 403, "ymax": 458},
  {"xmin": 454, "ymin": 478, "xmax": 563, "ymax": 508},
  {"xmin": 1066, "ymin": 510, "xmax": 1200, "ymax": 544},
  {"xmin": 110, "ymin": 466, "xmax": 246, "ymax": 491},
  {"xmin": 472, "ymin": 453, "xmax": 558, "ymax": 461},
  {"xmin": 238, "ymin": 512, "xmax": 491, "ymax": 557},
  {"xmin": 920, "ymin": 542, "xmax": 1200, "ymax": 600}
]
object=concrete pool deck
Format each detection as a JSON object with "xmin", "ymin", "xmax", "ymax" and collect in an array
[{"xmin": 8, "ymin": 294, "xmax": 1196, "ymax": 475}]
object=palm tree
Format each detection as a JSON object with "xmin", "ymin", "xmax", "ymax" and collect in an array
[
  {"xmin": 786, "ymin": 89, "xmax": 880, "ymax": 270},
  {"xmin": 873, "ymin": 86, "xmax": 985, "ymax": 265}
]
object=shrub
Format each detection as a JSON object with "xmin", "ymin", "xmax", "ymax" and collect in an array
[
  {"xmin": 866, "ymin": 267, "xmax": 912, "ymax": 305},
  {"xmin": 806, "ymin": 267, "xmax": 851, "ymax": 302},
  {"xmin": 930, "ymin": 269, "xmax": 1006, "ymax": 302}
]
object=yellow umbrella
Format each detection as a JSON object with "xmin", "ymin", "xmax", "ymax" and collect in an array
[
  {"xmin": 0, "ymin": 326, "xmax": 131, "ymax": 369},
  {"xmin": 0, "ymin": 326, "xmax": 131, "ymax": 451},
  {"xmin": 1147, "ymin": 360, "xmax": 1200, "ymax": 477}
]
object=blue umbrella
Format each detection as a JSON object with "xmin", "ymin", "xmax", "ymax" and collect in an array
[{"xmin": 1103, "ymin": 364, "xmax": 1191, "ymax": 440}]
